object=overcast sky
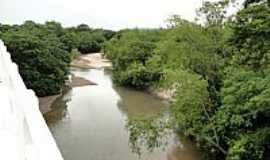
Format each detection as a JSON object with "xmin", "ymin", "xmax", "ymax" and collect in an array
[{"xmin": 1, "ymin": 0, "xmax": 217, "ymax": 30}]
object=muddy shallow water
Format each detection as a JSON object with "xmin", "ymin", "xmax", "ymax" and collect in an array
[{"xmin": 44, "ymin": 67, "xmax": 202, "ymax": 160}]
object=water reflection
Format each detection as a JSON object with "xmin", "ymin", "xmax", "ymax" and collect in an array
[
  {"xmin": 44, "ymin": 90, "xmax": 72, "ymax": 125},
  {"xmin": 168, "ymin": 136, "xmax": 202, "ymax": 160},
  {"xmin": 44, "ymin": 68, "xmax": 202, "ymax": 160},
  {"xmin": 115, "ymin": 86, "xmax": 166, "ymax": 118}
]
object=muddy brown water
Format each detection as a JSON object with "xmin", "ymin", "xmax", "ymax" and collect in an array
[{"xmin": 44, "ymin": 67, "xmax": 202, "ymax": 160}]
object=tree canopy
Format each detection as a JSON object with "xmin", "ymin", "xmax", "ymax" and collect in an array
[
  {"xmin": 104, "ymin": 0, "xmax": 270, "ymax": 159},
  {"xmin": 0, "ymin": 21, "xmax": 114, "ymax": 96}
]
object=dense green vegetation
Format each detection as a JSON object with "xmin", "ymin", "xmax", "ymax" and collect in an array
[
  {"xmin": 104, "ymin": 0, "xmax": 270, "ymax": 159},
  {"xmin": 66, "ymin": 24, "xmax": 115, "ymax": 54},
  {"xmin": 105, "ymin": 29, "xmax": 164, "ymax": 89},
  {"xmin": 0, "ymin": 21, "xmax": 114, "ymax": 96},
  {"xmin": 1, "ymin": 0, "xmax": 269, "ymax": 159}
]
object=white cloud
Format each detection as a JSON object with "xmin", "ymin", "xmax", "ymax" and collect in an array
[{"xmin": 0, "ymin": 0, "xmax": 208, "ymax": 30}]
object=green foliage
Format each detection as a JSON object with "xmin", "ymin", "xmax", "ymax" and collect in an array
[
  {"xmin": 171, "ymin": 1, "xmax": 270, "ymax": 158},
  {"xmin": 105, "ymin": 29, "xmax": 164, "ymax": 89},
  {"xmin": 77, "ymin": 31, "xmax": 103, "ymax": 53},
  {"xmin": 170, "ymin": 1, "xmax": 270, "ymax": 158},
  {"xmin": 60, "ymin": 31, "xmax": 79, "ymax": 52},
  {"xmin": 170, "ymin": 71, "xmax": 211, "ymax": 136},
  {"xmin": 217, "ymin": 68, "xmax": 270, "ymax": 134},
  {"xmin": 106, "ymin": 1, "xmax": 270, "ymax": 159},
  {"xmin": 196, "ymin": 0, "xmax": 230, "ymax": 26},
  {"xmin": 227, "ymin": 128, "xmax": 270, "ymax": 160},
  {"xmin": 2, "ymin": 0, "xmax": 266, "ymax": 159},
  {"xmin": 126, "ymin": 116, "xmax": 171, "ymax": 155},
  {"xmin": 0, "ymin": 21, "xmax": 113, "ymax": 96},
  {"xmin": 229, "ymin": 1, "xmax": 270, "ymax": 71},
  {"xmin": 244, "ymin": 0, "xmax": 270, "ymax": 8},
  {"xmin": 113, "ymin": 61, "xmax": 162, "ymax": 89},
  {"xmin": 67, "ymin": 25, "xmax": 113, "ymax": 54},
  {"xmin": 192, "ymin": 68, "xmax": 270, "ymax": 158},
  {"xmin": 0, "ymin": 21, "xmax": 70, "ymax": 97},
  {"xmin": 156, "ymin": 20, "xmax": 221, "ymax": 79},
  {"xmin": 101, "ymin": 29, "xmax": 116, "ymax": 40}
]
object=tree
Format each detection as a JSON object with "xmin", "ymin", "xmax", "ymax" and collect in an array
[
  {"xmin": 196, "ymin": 0, "xmax": 231, "ymax": 27},
  {"xmin": 229, "ymin": 0, "xmax": 270, "ymax": 71},
  {"xmin": 104, "ymin": 29, "xmax": 163, "ymax": 89},
  {"xmin": 244, "ymin": 0, "xmax": 270, "ymax": 7},
  {"xmin": 0, "ymin": 21, "xmax": 71, "ymax": 97},
  {"xmin": 76, "ymin": 24, "xmax": 91, "ymax": 32}
]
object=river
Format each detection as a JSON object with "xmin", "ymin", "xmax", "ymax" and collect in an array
[{"xmin": 44, "ymin": 67, "xmax": 202, "ymax": 160}]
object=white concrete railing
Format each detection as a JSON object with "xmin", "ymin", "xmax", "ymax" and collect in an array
[{"xmin": 0, "ymin": 40, "xmax": 63, "ymax": 160}]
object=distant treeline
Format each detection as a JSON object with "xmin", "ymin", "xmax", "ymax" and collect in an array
[
  {"xmin": 104, "ymin": 0, "xmax": 270, "ymax": 159},
  {"xmin": 0, "ymin": 21, "xmax": 115, "ymax": 96}
]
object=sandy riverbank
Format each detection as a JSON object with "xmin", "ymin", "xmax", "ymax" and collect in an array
[
  {"xmin": 39, "ymin": 76, "xmax": 96, "ymax": 114},
  {"xmin": 147, "ymin": 87, "xmax": 176, "ymax": 102},
  {"xmin": 39, "ymin": 53, "xmax": 108, "ymax": 114},
  {"xmin": 39, "ymin": 53, "xmax": 175, "ymax": 114},
  {"xmin": 71, "ymin": 75, "xmax": 97, "ymax": 87},
  {"xmin": 71, "ymin": 53, "xmax": 112, "ymax": 69},
  {"xmin": 39, "ymin": 95, "xmax": 62, "ymax": 114}
]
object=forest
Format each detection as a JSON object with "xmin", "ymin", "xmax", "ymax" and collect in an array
[
  {"xmin": 0, "ymin": 21, "xmax": 115, "ymax": 96},
  {"xmin": 104, "ymin": 0, "xmax": 270, "ymax": 159},
  {"xmin": 0, "ymin": 0, "xmax": 269, "ymax": 159}
]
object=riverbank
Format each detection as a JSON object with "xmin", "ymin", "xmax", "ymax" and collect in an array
[
  {"xmin": 39, "ymin": 53, "xmax": 108, "ymax": 114},
  {"xmin": 72, "ymin": 53, "xmax": 175, "ymax": 102},
  {"xmin": 39, "ymin": 52, "xmax": 175, "ymax": 114},
  {"xmin": 39, "ymin": 76, "xmax": 96, "ymax": 114},
  {"xmin": 71, "ymin": 53, "xmax": 112, "ymax": 69},
  {"xmin": 71, "ymin": 75, "xmax": 97, "ymax": 87},
  {"xmin": 44, "ymin": 67, "xmax": 202, "ymax": 160},
  {"xmin": 147, "ymin": 87, "xmax": 175, "ymax": 102}
]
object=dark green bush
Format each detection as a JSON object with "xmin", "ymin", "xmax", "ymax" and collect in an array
[
  {"xmin": 227, "ymin": 128, "xmax": 270, "ymax": 160},
  {"xmin": 0, "ymin": 21, "xmax": 114, "ymax": 96},
  {"xmin": 0, "ymin": 21, "xmax": 70, "ymax": 97},
  {"xmin": 77, "ymin": 31, "xmax": 105, "ymax": 54},
  {"xmin": 105, "ymin": 29, "xmax": 163, "ymax": 89},
  {"xmin": 106, "ymin": 1, "xmax": 270, "ymax": 160}
]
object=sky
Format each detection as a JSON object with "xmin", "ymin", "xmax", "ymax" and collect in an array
[{"xmin": 1, "ymin": 0, "xmax": 216, "ymax": 30}]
